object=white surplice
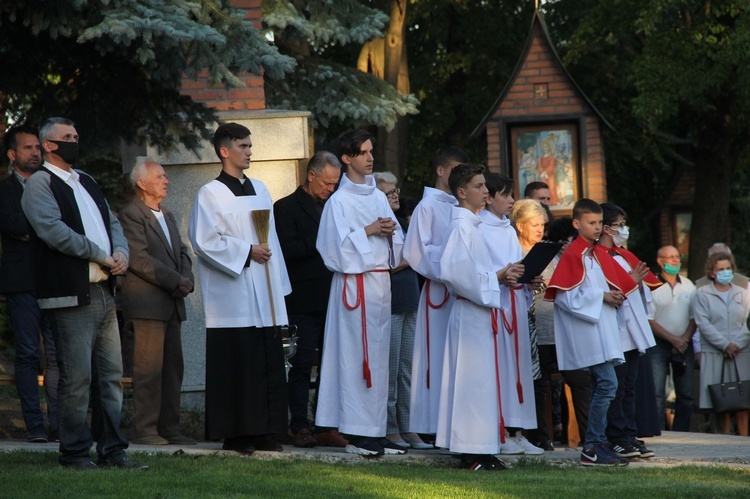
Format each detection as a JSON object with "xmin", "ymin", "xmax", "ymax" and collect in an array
[
  {"xmin": 436, "ymin": 207, "xmax": 506, "ymax": 454},
  {"xmin": 314, "ymin": 174, "xmax": 404, "ymax": 437},
  {"xmin": 404, "ymin": 187, "xmax": 458, "ymax": 433},
  {"xmin": 188, "ymin": 178, "xmax": 291, "ymax": 328},
  {"xmin": 478, "ymin": 210, "xmax": 537, "ymax": 429},
  {"xmin": 553, "ymin": 256, "xmax": 623, "ymax": 370},
  {"xmin": 613, "ymin": 254, "xmax": 656, "ymax": 354}
]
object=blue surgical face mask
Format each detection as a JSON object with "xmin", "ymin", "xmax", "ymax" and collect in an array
[{"xmin": 715, "ymin": 269, "xmax": 733, "ymax": 285}]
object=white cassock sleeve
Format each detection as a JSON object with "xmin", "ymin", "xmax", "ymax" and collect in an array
[
  {"xmin": 404, "ymin": 202, "xmax": 443, "ymax": 280},
  {"xmin": 188, "ymin": 185, "xmax": 251, "ymax": 278},
  {"xmin": 439, "ymin": 221, "xmax": 500, "ymax": 308},
  {"xmin": 316, "ymin": 194, "xmax": 403, "ymax": 274},
  {"xmin": 554, "ymin": 285, "xmax": 604, "ymax": 324}
]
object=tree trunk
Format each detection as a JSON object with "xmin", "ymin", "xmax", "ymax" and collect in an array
[
  {"xmin": 377, "ymin": 0, "xmax": 409, "ymax": 179},
  {"xmin": 687, "ymin": 136, "xmax": 735, "ymax": 280}
]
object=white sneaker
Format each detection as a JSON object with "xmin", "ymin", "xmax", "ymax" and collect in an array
[
  {"xmin": 498, "ymin": 437, "xmax": 525, "ymax": 455},
  {"xmin": 512, "ymin": 434, "xmax": 544, "ymax": 455}
]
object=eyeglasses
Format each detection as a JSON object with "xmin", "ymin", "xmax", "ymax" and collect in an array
[
  {"xmin": 606, "ymin": 222, "xmax": 628, "ymax": 230},
  {"xmin": 384, "ymin": 188, "xmax": 400, "ymax": 198}
]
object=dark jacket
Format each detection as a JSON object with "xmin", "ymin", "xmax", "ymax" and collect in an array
[
  {"xmin": 22, "ymin": 166, "xmax": 127, "ymax": 309},
  {"xmin": 273, "ymin": 186, "xmax": 332, "ymax": 314},
  {"xmin": 119, "ymin": 196, "xmax": 193, "ymax": 322},
  {"xmin": 0, "ymin": 173, "xmax": 34, "ymax": 294}
]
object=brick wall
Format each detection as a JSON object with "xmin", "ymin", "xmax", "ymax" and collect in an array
[
  {"xmin": 179, "ymin": 0, "xmax": 266, "ymax": 113},
  {"xmin": 486, "ymin": 23, "xmax": 607, "ymax": 202}
]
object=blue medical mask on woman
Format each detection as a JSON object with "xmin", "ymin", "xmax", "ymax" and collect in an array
[{"xmin": 715, "ymin": 269, "xmax": 733, "ymax": 285}]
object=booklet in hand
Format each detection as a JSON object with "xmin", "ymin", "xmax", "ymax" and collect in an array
[{"xmin": 517, "ymin": 241, "xmax": 563, "ymax": 284}]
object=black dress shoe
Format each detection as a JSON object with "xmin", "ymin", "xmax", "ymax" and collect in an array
[
  {"xmin": 48, "ymin": 429, "xmax": 60, "ymax": 442},
  {"xmin": 251, "ymin": 434, "xmax": 283, "ymax": 452},
  {"xmin": 535, "ymin": 439, "xmax": 555, "ymax": 451},
  {"xmin": 61, "ymin": 460, "xmax": 98, "ymax": 470},
  {"xmin": 292, "ymin": 428, "xmax": 317, "ymax": 448},
  {"xmin": 222, "ymin": 437, "xmax": 255, "ymax": 454},
  {"xmin": 98, "ymin": 455, "xmax": 149, "ymax": 470},
  {"xmin": 27, "ymin": 427, "xmax": 48, "ymax": 443}
]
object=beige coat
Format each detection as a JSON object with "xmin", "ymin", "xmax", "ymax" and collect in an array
[{"xmin": 692, "ymin": 282, "xmax": 750, "ymax": 408}]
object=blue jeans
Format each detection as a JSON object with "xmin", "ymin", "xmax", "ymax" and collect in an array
[
  {"xmin": 50, "ymin": 284, "xmax": 128, "ymax": 465},
  {"xmin": 6, "ymin": 292, "xmax": 58, "ymax": 433},
  {"xmin": 585, "ymin": 361, "xmax": 618, "ymax": 446},
  {"xmin": 606, "ymin": 349, "xmax": 639, "ymax": 441},
  {"xmin": 649, "ymin": 340, "xmax": 694, "ymax": 431}
]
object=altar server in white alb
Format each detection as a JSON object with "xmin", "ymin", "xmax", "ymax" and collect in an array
[
  {"xmin": 437, "ymin": 164, "xmax": 523, "ymax": 471},
  {"xmin": 315, "ymin": 130, "xmax": 405, "ymax": 457},
  {"xmin": 598, "ymin": 202, "xmax": 659, "ymax": 460},
  {"xmin": 478, "ymin": 175, "xmax": 543, "ymax": 456},
  {"xmin": 545, "ymin": 199, "xmax": 636, "ymax": 467},
  {"xmin": 189, "ymin": 123, "xmax": 291, "ymax": 455},
  {"xmin": 404, "ymin": 146, "xmax": 468, "ymax": 440}
]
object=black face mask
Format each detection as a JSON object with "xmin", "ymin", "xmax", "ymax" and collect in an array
[{"xmin": 48, "ymin": 140, "xmax": 79, "ymax": 165}]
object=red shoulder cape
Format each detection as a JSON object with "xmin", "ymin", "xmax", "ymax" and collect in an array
[
  {"xmin": 610, "ymin": 246, "xmax": 663, "ymax": 290},
  {"xmin": 544, "ymin": 236, "xmax": 638, "ymax": 300}
]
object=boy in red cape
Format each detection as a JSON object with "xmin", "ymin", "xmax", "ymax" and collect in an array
[
  {"xmin": 599, "ymin": 203, "xmax": 660, "ymax": 460},
  {"xmin": 544, "ymin": 199, "xmax": 636, "ymax": 466}
]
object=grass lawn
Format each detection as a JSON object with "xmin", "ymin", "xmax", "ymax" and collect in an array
[{"xmin": 0, "ymin": 451, "xmax": 748, "ymax": 498}]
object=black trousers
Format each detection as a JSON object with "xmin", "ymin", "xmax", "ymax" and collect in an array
[
  {"xmin": 205, "ymin": 327, "xmax": 287, "ymax": 440},
  {"xmin": 287, "ymin": 312, "xmax": 326, "ymax": 433}
]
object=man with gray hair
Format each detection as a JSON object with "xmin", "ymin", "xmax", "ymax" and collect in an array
[
  {"xmin": 22, "ymin": 117, "xmax": 145, "ymax": 469},
  {"xmin": 273, "ymin": 150, "xmax": 346, "ymax": 448},
  {"xmin": 118, "ymin": 157, "xmax": 195, "ymax": 446}
]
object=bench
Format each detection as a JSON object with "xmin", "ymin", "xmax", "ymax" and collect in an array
[{"xmin": 0, "ymin": 374, "xmax": 133, "ymax": 389}]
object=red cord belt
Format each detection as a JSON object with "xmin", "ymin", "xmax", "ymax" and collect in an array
[
  {"xmin": 424, "ymin": 279, "xmax": 450, "ymax": 389},
  {"xmin": 500, "ymin": 285, "xmax": 525, "ymax": 404},
  {"xmin": 342, "ymin": 270, "xmax": 389, "ymax": 388},
  {"xmin": 456, "ymin": 296, "xmax": 506, "ymax": 443}
]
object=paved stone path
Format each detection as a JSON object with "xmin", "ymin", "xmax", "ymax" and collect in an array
[{"xmin": 2, "ymin": 431, "xmax": 748, "ymax": 468}]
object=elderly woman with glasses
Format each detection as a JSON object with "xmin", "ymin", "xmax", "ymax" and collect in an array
[{"xmin": 373, "ymin": 172, "xmax": 431, "ymax": 449}]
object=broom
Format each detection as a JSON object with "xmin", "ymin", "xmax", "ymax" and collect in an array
[{"xmin": 251, "ymin": 209, "xmax": 277, "ymax": 328}]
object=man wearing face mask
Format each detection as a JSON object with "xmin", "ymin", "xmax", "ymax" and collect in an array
[
  {"xmin": 21, "ymin": 117, "xmax": 147, "ymax": 470},
  {"xmin": 647, "ymin": 245, "xmax": 697, "ymax": 432},
  {"xmin": 598, "ymin": 203, "xmax": 660, "ymax": 460}
]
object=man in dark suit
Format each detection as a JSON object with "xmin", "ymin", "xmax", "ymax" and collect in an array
[
  {"xmin": 274, "ymin": 150, "xmax": 347, "ymax": 448},
  {"xmin": 119, "ymin": 157, "xmax": 195, "ymax": 445},
  {"xmin": 0, "ymin": 124, "xmax": 58, "ymax": 443}
]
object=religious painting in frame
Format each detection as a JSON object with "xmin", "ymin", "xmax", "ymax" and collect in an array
[
  {"xmin": 673, "ymin": 211, "xmax": 692, "ymax": 274},
  {"xmin": 510, "ymin": 123, "xmax": 579, "ymax": 213}
]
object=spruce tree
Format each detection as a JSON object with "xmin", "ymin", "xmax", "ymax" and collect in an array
[
  {"xmin": 0, "ymin": 0, "xmax": 294, "ymax": 155},
  {"xmin": 262, "ymin": 0, "xmax": 418, "ymax": 134}
]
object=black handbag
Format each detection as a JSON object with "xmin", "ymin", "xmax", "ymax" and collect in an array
[{"xmin": 707, "ymin": 357, "xmax": 750, "ymax": 413}]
